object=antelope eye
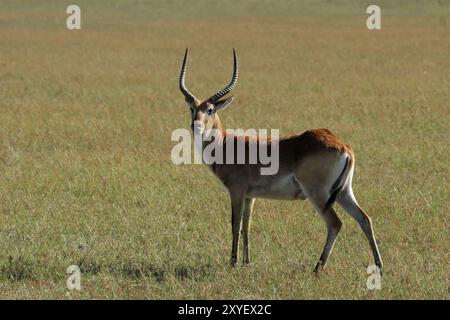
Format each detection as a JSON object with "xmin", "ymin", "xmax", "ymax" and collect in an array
[{"xmin": 207, "ymin": 108, "xmax": 214, "ymax": 116}]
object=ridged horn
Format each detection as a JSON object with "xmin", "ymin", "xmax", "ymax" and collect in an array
[
  {"xmin": 207, "ymin": 48, "xmax": 238, "ymax": 103},
  {"xmin": 179, "ymin": 48, "xmax": 196, "ymax": 103}
]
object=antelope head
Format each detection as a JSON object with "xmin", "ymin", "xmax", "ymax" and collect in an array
[{"xmin": 179, "ymin": 49, "xmax": 238, "ymax": 136}]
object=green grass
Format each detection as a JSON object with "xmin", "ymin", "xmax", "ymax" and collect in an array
[{"xmin": 0, "ymin": 0, "xmax": 448, "ymax": 299}]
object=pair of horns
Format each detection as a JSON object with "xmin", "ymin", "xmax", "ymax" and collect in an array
[{"xmin": 179, "ymin": 48, "xmax": 238, "ymax": 104}]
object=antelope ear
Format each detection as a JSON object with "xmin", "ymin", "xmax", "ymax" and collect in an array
[{"xmin": 214, "ymin": 96, "xmax": 235, "ymax": 112}]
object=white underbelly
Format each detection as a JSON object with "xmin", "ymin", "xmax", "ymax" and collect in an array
[{"xmin": 247, "ymin": 174, "xmax": 306, "ymax": 200}]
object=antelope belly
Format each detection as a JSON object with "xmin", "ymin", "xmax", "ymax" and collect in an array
[{"xmin": 247, "ymin": 174, "xmax": 306, "ymax": 200}]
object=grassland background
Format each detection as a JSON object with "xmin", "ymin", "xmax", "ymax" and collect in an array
[{"xmin": 0, "ymin": 0, "xmax": 448, "ymax": 299}]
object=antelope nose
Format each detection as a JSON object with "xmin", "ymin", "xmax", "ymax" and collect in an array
[
  {"xmin": 193, "ymin": 121, "xmax": 203, "ymax": 129},
  {"xmin": 193, "ymin": 121, "xmax": 204, "ymax": 135}
]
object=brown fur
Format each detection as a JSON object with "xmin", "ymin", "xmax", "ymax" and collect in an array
[{"xmin": 187, "ymin": 104, "xmax": 382, "ymax": 271}]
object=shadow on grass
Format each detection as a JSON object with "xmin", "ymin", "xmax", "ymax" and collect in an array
[
  {"xmin": 0, "ymin": 256, "xmax": 36, "ymax": 281},
  {"xmin": 79, "ymin": 260, "xmax": 214, "ymax": 283},
  {"xmin": 80, "ymin": 260, "xmax": 166, "ymax": 282},
  {"xmin": 0, "ymin": 256, "xmax": 215, "ymax": 283}
]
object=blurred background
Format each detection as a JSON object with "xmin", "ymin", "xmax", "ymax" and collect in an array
[{"xmin": 0, "ymin": 0, "xmax": 448, "ymax": 299}]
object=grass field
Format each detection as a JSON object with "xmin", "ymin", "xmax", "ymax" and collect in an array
[{"xmin": 0, "ymin": 0, "xmax": 448, "ymax": 299}]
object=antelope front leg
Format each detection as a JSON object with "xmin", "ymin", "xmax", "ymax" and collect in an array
[
  {"xmin": 230, "ymin": 194, "xmax": 245, "ymax": 267},
  {"xmin": 242, "ymin": 198, "xmax": 255, "ymax": 264}
]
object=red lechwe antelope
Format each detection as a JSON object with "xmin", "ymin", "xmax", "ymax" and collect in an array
[{"xmin": 178, "ymin": 49, "xmax": 383, "ymax": 273}]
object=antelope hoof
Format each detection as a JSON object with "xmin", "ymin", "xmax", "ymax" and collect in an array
[
  {"xmin": 313, "ymin": 261, "xmax": 324, "ymax": 274},
  {"xmin": 376, "ymin": 263, "xmax": 383, "ymax": 277},
  {"xmin": 230, "ymin": 257, "xmax": 237, "ymax": 267}
]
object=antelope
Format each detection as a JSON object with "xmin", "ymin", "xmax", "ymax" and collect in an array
[{"xmin": 178, "ymin": 48, "xmax": 383, "ymax": 273}]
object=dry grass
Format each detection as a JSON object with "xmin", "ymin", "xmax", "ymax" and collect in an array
[{"xmin": 0, "ymin": 0, "xmax": 448, "ymax": 299}]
